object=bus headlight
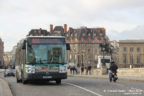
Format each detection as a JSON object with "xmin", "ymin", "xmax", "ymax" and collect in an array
[
  {"xmin": 26, "ymin": 65, "xmax": 35, "ymax": 73},
  {"xmin": 59, "ymin": 65, "xmax": 67, "ymax": 73}
]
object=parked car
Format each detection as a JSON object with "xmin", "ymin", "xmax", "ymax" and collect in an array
[{"xmin": 4, "ymin": 68, "xmax": 15, "ymax": 77}]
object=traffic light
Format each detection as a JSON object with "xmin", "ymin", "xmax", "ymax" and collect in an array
[
  {"xmin": 99, "ymin": 43, "xmax": 103, "ymax": 48},
  {"xmin": 99, "ymin": 43, "xmax": 111, "ymax": 53},
  {"xmin": 105, "ymin": 44, "xmax": 110, "ymax": 52}
]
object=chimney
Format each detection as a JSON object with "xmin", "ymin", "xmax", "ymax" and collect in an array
[
  {"xmin": 84, "ymin": 27, "xmax": 87, "ymax": 33},
  {"xmin": 101, "ymin": 28, "xmax": 106, "ymax": 35},
  {"xmin": 39, "ymin": 28, "xmax": 42, "ymax": 36},
  {"xmin": 68, "ymin": 27, "xmax": 72, "ymax": 34},
  {"xmin": 64, "ymin": 24, "xmax": 67, "ymax": 33},
  {"xmin": 50, "ymin": 24, "xmax": 53, "ymax": 33}
]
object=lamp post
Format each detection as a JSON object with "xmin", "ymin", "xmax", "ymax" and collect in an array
[{"xmin": 100, "ymin": 43, "xmax": 106, "ymax": 66}]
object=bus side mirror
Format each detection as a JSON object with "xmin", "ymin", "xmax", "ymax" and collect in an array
[
  {"xmin": 66, "ymin": 43, "xmax": 70, "ymax": 50},
  {"xmin": 22, "ymin": 40, "xmax": 26, "ymax": 49}
]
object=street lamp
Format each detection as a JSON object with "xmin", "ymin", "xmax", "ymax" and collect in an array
[
  {"xmin": 100, "ymin": 43, "xmax": 106, "ymax": 66},
  {"xmin": 99, "ymin": 43, "xmax": 111, "ymax": 66}
]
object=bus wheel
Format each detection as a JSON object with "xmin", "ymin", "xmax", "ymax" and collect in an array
[
  {"xmin": 17, "ymin": 78, "xmax": 21, "ymax": 83},
  {"xmin": 22, "ymin": 79, "xmax": 27, "ymax": 84},
  {"xmin": 22, "ymin": 74, "xmax": 27, "ymax": 84},
  {"xmin": 56, "ymin": 79, "xmax": 61, "ymax": 85}
]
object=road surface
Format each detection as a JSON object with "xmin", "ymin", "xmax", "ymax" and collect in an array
[{"xmin": 0, "ymin": 73, "xmax": 144, "ymax": 96}]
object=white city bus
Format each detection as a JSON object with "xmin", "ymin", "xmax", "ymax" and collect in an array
[{"xmin": 15, "ymin": 36, "xmax": 70, "ymax": 84}]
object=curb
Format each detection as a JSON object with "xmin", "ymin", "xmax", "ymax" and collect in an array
[
  {"xmin": 0, "ymin": 78, "xmax": 13, "ymax": 96},
  {"xmin": 68, "ymin": 75, "xmax": 144, "ymax": 82}
]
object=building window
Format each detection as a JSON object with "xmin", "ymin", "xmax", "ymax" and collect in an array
[
  {"xmin": 123, "ymin": 47, "xmax": 127, "ymax": 52},
  {"xmin": 130, "ymin": 55, "xmax": 133, "ymax": 64},
  {"xmin": 123, "ymin": 54, "xmax": 127, "ymax": 64},
  {"xmin": 94, "ymin": 33, "xmax": 96, "ymax": 36},
  {"xmin": 88, "ymin": 49, "xmax": 90, "ymax": 52},
  {"xmin": 137, "ymin": 48, "xmax": 140, "ymax": 52},
  {"xmin": 130, "ymin": 48, "xmax": 133, "ymax": 52},
  {"xmin": 95, "ymin": 49, "xmax": 97, "ymax": 53},
  {"xmin": 137, "ymin": 56, "xmax": 140, "ymax": 64}
]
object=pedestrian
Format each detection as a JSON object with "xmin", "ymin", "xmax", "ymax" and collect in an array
[
  {"xmin": 72, "ymin": 66, "xmax": 75, "ymax": 75},
  {"xmin": 70, "ymin": 66, "xmax": 73, "ymax": 74},
  {"xmin": 109, "ymin": 61, "xmax": 118, "ymax": 82},
  {"xmin": 81, "ymin": 65, "xmax": 84, "ymax": 74},
  {"xmin": 74, "ymin": 67, "xmax": 78, "ymax": 74},
  {"xmin": 85, "ymin": 66, "xmax": 89, "ymax": 75},
  {"xmin": 88, "ymin": 65, "xmax": 92, "ymax": 75}
]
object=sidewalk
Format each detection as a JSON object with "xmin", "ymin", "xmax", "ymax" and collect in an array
[
  {"xmin": 69, "ymin": 74, "xmax": 144, "ymax": 82},
  {"xmin": 0, "ymin": 78, "xmax": 13, "ymax": 96}
]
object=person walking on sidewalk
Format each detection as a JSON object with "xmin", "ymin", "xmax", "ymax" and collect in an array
[
  {"xmin": 81, "ymin": 65, "xmax": 84, "ymax": 74},
  {"xmin": 109, "ymin": 61, "xmax": 118, "ymax": 82},
  {"xmin": 88, "ymin": 65, "xmax": 92, "ymax": 75}
]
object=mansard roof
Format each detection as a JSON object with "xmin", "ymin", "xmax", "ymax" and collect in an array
[
  {"xmin": 52, "ymin": 26, "xmax": 65, "ymax": 36},
  {"xmin": 28, "ymin": 29, "xmax": 50, "ymax": 36},
  {"xmin": 66, "ymin": 27, "xmax": 106, "ymax": 41}
]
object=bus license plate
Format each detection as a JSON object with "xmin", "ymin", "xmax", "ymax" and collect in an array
[{"xmin": 43, "ymin": 76, "xmax": 52, "ymax": 79}]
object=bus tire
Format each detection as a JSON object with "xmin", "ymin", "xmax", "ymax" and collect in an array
[
  {"xmin": 56, "ymin": 79, "xmax": 61, "ymax": 85},
  {"xmin": 22, "ymin": 80, "xmax": 27, "ymax": 84},
  {"xmin": 17, "ymin": 79, "xmax": 21, "ymax": 83},
  {"xmin": 21, "ymin": 73, "xmax": 27, "ymax": 84}
]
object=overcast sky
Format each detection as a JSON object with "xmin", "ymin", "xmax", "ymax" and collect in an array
[{"xmin": 0, "ymin": 0, "xmax": 144, "ymax": 51}]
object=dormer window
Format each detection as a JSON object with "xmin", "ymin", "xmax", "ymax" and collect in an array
[
  {"xmin": 83, "ymin": 33, "xmax": 85, "ymax": 36},
  {"xmin": 71, "ymin": 33, "xmax": 73, "ymax": 37},
  {"xmin": 67, "ymin": 34, "xmax": 69, "ymax": 37},
  {"xmin": 75, "ymin": 33, "xmax": 77, "ymax": 37},
  {"xmin": 100, "ymin": 33, "xmax": 103, "ymax": 36},
  {"xmin": 94, "ymin": 33, "xmax": 97, "ymax": 36}
]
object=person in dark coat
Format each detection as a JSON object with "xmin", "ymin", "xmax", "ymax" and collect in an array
[
  {"xmin": 81, "ymin": 65, "xmax": 84, "ymax": 73},
  {"xmin": 88, "ymin": 65, "xmax": 92, "ymax": 75},
  {"xmin": 109, "ymin": 61, "xmax": 118, "ymax": 82}
]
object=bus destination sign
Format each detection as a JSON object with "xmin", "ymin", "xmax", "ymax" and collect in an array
[{"xmin": 29, "ymin": 38, "xmax": 65, "ymax": 44}]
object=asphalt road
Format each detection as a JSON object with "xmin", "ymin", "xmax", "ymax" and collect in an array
[{"xmin": 0, "ymin": 73, "xmax": 144, "ymax": 96}]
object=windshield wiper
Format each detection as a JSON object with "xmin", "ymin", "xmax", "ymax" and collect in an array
[
  {"xmin": 47, "ymin": 62, "xmax": 66, "ymax": 64},
  {"xmin": 36, "ymin": 60, "xmax": 50, "ymax": 64}
]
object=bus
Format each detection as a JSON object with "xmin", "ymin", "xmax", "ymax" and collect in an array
[{"xmin": 15, "ymin": 36, "xmax": 70, "ymax": 84}]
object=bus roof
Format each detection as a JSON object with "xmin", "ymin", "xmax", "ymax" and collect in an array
[{"xmin": 26, "ymin": 36, "xmax": 65, "ymax": 39}]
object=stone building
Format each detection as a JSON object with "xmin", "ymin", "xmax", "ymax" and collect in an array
[
  {"xmin": 119, "ymin": 40, "xmax": 144, "ymax": 68},
  {"xmin": 110, "ymin": 40, "xmax": 119, "ymax": 65},
  {"xmin": 65, "ymin": 26, "xmax": 110, "ymax": 68},
  {"xmin": 11, "ymin": 46, "xmax": 17, "ymax": 68},
  {"xmin": 3, "ymin": 52, "xmax": 12, "ymax": 68},
  {"xmin": 0, "ymin": 38, "xmax": 4, "ymax": 68}
]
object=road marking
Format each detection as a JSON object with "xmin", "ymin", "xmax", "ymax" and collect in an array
[{"xmin": 64, "ymin": 82, "xmax": 103, "ymax": 96}]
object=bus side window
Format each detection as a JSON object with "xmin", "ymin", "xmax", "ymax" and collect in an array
[{"xmin": 22, "ymin": 40, "xmax": 26, "ymax": 49}]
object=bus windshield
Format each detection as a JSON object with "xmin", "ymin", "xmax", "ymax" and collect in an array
[{"xmin": 27, "ymin": 44, "xmax": 67, "ymax": 64}]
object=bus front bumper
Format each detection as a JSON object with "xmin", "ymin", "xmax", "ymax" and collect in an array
[{"xmin": 25, "ymin": 72, "xmax": 67, "ymax": 81}]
